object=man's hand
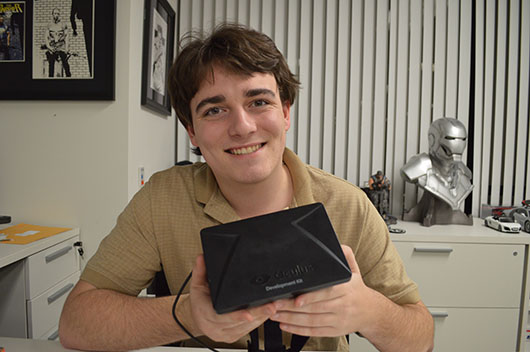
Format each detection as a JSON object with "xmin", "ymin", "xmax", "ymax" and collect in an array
[
  {"xmin": 269, "ymin": 245, "xmax": 376, "ymax": 336},
  {"xmin": 187, "ymin": 254, "xmax": 277, "ymax": 343}
]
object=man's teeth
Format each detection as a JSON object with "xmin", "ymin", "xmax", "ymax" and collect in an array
[{"xmin": 230, "ymin": 144, "xmax": 262, "ymax": 155}]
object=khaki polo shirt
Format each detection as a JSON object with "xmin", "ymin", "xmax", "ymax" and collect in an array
[{"xmin": 81, "ymin": 148, "xmax": 420, "ymax": 351}]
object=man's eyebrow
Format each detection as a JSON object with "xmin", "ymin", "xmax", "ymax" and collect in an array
[
  {"xmin": 246, "ymin": 88, "xmax": 276, "ymax": 98},
  {"xmin": 195, "ymin": 95, "xmax": 225, "ymax": 113}
]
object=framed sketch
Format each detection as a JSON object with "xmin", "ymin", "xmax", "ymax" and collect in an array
[
  {"xmin": 0, "ymin": 0, "xmax": 115, "ymax": 100},
  {"xmin": 141, "ymin": 0, "xmax": 175, "ymax": 116}
]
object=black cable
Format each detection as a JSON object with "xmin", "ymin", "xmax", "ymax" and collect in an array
[{"xmin": 171, "ymin": 271, "xmax": 220, "ymax": 352}]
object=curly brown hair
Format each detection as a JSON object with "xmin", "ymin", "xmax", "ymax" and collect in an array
[{"xmin": 168, "ymin": 23, "xmax": 300, "ymax": 133}]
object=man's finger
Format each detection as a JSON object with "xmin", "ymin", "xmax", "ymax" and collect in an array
[
  {"xmin": 225, "ymin": 302, "xmax": 276, "ymax": 323},
  {"xmin": 246, "ymin": 302, "xmax": 276, "ymax": 317},
  {"xmin": 191, "ymin": 254, "xmax": 209, "ymax": 289},
  {"xmin": 341, "ymin": 245, "xmax": 360, "ymax": 274}
]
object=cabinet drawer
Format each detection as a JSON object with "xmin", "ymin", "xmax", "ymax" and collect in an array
[
  {"xmin": 38, "ymin": 325, "xmax": 59, "ymax": 341},
  {"xmin": 27, "ymin": 271, "xmax": 79, "ymax": 338},
  {"xmin": 348, "ymin": 307, "xmax": 519, "ymax": 352},
  {"xmin": 429, "ymin": 307, "xmax": 518, "ymax": 351},
  {"xmin": 25, "ymin": 237, "xmax": 79, "ymax": 299},
  {"xmin": 394, "ymin": 242, "xmax": 524, "ymax": 307}
]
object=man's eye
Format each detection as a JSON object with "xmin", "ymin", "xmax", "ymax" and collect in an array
[
  {"xmin": 204, "ymin": 107, "xmax": 221, "ymax": 116},
  {"xmin": 252, "ymin": 99, "xmax": 269, "ymax": 107}
]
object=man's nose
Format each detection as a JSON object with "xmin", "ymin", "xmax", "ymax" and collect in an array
[{"xmin": 228, "ymin": 108, "xmax": 257, "ymax": 136}]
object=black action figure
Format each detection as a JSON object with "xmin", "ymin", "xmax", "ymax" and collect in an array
[{"xmin": 367, "ymin": 170, "xmax": 396, "ymax": 225}]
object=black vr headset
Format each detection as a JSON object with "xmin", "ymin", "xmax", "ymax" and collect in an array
[{"xmin": 200, "ymin": 202, "xmax": 352, "ymax": 352}]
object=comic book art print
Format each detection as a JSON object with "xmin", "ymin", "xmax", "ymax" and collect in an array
[
  {"xmin": 32, "ymin": 0, "xmax": 94, "ymax": 79},
  {"xmin": 0, "ymin": 1, "xmax": 25, "ymax": 62}
]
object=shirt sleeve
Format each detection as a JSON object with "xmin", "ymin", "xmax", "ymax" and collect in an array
[
  {"xmin": 354, "ymin": 198, "xmax": 420, "ymax": 305},
  {"xmin": 80, "ymin": 180, "xmax": 161, "ymax": 296}
]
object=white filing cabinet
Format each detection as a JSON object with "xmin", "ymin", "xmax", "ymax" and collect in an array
[
  {"xmin": 349, "ymin": 219, "xmax": 530, "ymax": 352},
  {"xmin": 0, "ymin": 228, "xmax": 81, "ymax": 340}
]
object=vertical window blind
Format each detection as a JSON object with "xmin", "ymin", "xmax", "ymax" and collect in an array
[{"xmin": 174, "ymin": 0, "xmax": 530, "ymax": 218}]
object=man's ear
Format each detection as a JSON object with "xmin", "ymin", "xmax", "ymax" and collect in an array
[
  {"xmin": 282, "ymin": 101, "xmax": 291, "ymax": 131},
  {"xmin": 186, "ymin": 125, "xmax": 199, "ymax": 147}
]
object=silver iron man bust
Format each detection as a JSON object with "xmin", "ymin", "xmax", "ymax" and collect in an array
[{"xmin": 401, "ymin": 117, "xmax": 473, "ymax": 226}]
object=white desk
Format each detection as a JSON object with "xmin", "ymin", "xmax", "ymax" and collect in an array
[
  {"xmin": 0, "ymin": 336, "xmax": 77, "ymax": 352},
  {"xmin": 0, "ymin": 228, "xmax": 81, "ymax": 340},
  {"xmin": 0, "ymin": 337, "xmax": 240, "ymax": 351},
  {"xmin": 0, "ymin": 228, "xmax": 80, "ymax": 268}
]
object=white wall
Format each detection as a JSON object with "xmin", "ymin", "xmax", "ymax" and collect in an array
[
  {"xmin": 127, "ymin": 0, "xmax": 176, "ymax": 201},
  {"xmin": 0, "ymin": 0, "xmax": 176, "ymax": 264}
]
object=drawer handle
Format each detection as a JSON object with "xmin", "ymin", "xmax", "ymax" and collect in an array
[
  {"xmin": 48, "ymin": 329, "xmax": 59, "ymax": 341},
  {"xmin": 414, "ymin": 247, "xmax": 453, "ymax": 253},
  {"xmin": 48, "ymin": 283, "xmax": 74, "ymax": 304},
  {"xmin": 45, "ymin": 246, "xmax": 73, "ymax": 263},
  {"xmin": 430, "ymin": 311, "xmax": 449, "ymax": 318}
]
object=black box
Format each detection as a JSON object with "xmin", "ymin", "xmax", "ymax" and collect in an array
[{"xmin": 200, "ymin": 203, "xmax": 352, "ymax": 314}]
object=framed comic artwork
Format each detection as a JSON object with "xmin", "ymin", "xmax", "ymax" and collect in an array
[
  {"xmin": 0, "ymin": 1, "xmax": 25, "ymax": 62},
  {"xmin": 141, "ymin": 0, "xmax": 175, "ymax": 116},
  {"xmin": 0, "ymin": 0, "xmax": 115, "ymax": 100}
]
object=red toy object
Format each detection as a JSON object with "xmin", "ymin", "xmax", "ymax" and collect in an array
[
  {"xmin": 522, "ymin": 200, "xmax": 529, "ymax": 207},
  {"xmin": 492, "ymin": 206, "xmax": 513, "ymax": 217}
]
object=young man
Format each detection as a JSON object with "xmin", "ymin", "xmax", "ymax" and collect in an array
[{"xmin": 59, "ymin": 24, "xmax": 434, "ymax": 352}]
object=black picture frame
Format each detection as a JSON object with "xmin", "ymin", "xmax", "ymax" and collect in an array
[
  {"xmin": 0, "ymin": 0, "xmax": 115, "ymax": 100},
  {"xmin": 141, "ymin": 0, "xmax": 175, "ymax": 116}
]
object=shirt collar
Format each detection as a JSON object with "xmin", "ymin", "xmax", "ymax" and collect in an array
[
  {"xmin": 282, "ymin": 148, "xmax": 315, "ymax": 207},
  {"xmin": 193, "ymin": 148, "xmax": 316, "ymax": 223}
]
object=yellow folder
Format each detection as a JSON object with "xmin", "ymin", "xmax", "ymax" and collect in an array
[{"xmin": 0, "ymin": 224, "xmax": 71, "ymax": 245}]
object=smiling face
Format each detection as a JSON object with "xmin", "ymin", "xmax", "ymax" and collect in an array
[{"xmin": 187, "ymin": 66, "xmax": 291, "ymax": 188}]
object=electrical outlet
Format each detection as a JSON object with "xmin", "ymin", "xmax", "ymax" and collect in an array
[{"xmin": 138, "ymin": 166, "xmax": 145, "ymax": 187}]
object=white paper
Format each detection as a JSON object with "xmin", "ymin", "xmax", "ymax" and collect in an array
[{"xmin": 14, "ymin": 230, "xmax": 40, "ymax": 237}]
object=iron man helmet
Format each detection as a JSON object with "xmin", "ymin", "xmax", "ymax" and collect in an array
[{"xmin": 428, "ymin": 117, "xmax": 467, "ymax": 161}]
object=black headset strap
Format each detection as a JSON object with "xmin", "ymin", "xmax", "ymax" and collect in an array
[
  {"xmin": 264, "ymin": 320, "xmax": 285, "ymax": 352},
  {"xmin": 248, "ymin": 328, "xmax": 260, "ymax": 352},
  {"xmin": 290, "ymin": 333, "xmax": 310, "ymax": 352},
  {"xmin": 247, "ymin": 320, "xmax": 309, "ymax": 352}
]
